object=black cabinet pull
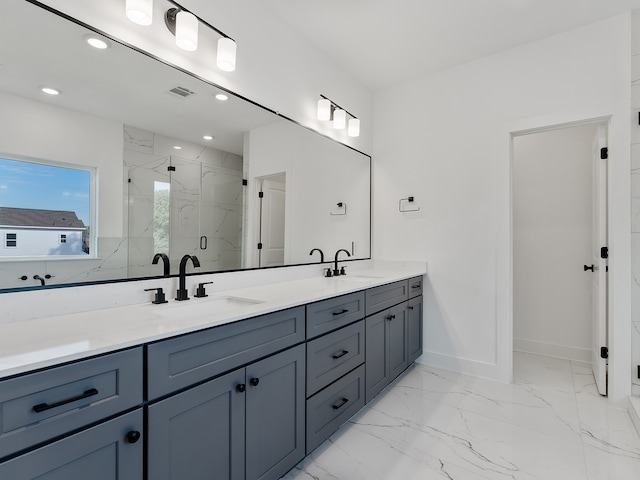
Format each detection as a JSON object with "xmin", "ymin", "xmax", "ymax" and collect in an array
[
  {"xmin": 126, "ymin": 431, "xmax": 141, "ymax": 444},
  {"xmin": 33, "ymin": 388, "xmax": 99, "ymax": 413},
  {"xmin": 236, "ymin": 384, "xmax": 246, "ymax": 393},
  {"xmin": 332, "ymin": 309, "xmax": 349, "ymax": 316},
  {"xmin": 407, "ymin": 306, "xmax": 414, "ymax": 310},
  {"xmin": 250, "ymin": 378, "xmax": 260, "ymax": 387},
  {"xmin": 412, "ymin": 284, "xmax": 421, "ymax": 289},
  {"xmin": 386, "ymin": 314, "xmax": 396, "ymax": 321},
  {"xmin": 332, "ymin": 398, "xmax": 349, "ymax": 410},
  {"xmin": 332, "ymin": 350, "xmax": 349, "ymax": 360},
  {"xmin": 584, "ymin": 264, "xmax": 594, "ymax": 272}
]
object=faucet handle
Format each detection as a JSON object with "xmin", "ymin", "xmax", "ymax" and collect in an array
[
  {"xmin": 340, "ymin": 266, "xmax": 348, "ymax": 276},
  {"xmin": 145, "ymin": 287, "xmax": 168, "ymax": 304},
  {"xmin": 325, "ymin": 268, "xmax": 333, "ymax": 277},
  {"xmin": 194, "ymin": 281, "xmax": 213, "ymax": 298}
]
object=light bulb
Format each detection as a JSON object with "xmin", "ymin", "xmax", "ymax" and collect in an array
[
  {"xmin": 126, "ymin": 0, "xmax": 153, "ymax": 26},
  {"xmin": 175, "ymin": 11, "xmax": 198, "ymax": 51},
  {"xmin": 333, "ymin": 109, "xmax": 346, "ymax": 130},
  {"xmin": 348, "ymin": 118, "xmax": 360, "ymax": 137},
  {"xmin": 217, "ymin": 38, "xmax": 237, "ymax": 72},
  {"xmin": 317, "ymin": 99, "xmax": 331, "ymax": 121}
]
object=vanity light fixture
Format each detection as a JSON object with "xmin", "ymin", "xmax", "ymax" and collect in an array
[
  {"xmin": 317, "ymin": 95, "xmax": 360, "ymax": 137},
  {"xmin": 162, "ymin": 2, "xmax": 237, "ymax": 72},
  {"xmin": 126, "ymin": 0, "xmax": 153, "ymax": 26},
  {"xmin": 215, "ymin": 93, "xmax": 228, "ymax": 101},
  {"xmin": 84, "ymin": 34, "xmax": 110, "ymax": 50}
]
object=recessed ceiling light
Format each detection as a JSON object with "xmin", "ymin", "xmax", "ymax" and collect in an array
[
  {"xmin": 203, "ymin": 135, "xmax": 213, "ymax": 141},
  {"xmin": 215, "ymin": 93, "xmax": 228, "ymax": 101},
  {"xmin": 41, "ymin": 87, "xmax": 61, "ymax": 96},
  {"xmin": 173, "ymin": 145, "xmax": 183, "ymax": 150},
  {"xmin": 84, "ymin": 34, "xmax": 110, "ymax": 50}
]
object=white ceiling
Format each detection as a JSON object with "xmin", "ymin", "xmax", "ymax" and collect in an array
[{"xmin": 263, "ymin": 0, "xmax": 640, "ymax": 91}]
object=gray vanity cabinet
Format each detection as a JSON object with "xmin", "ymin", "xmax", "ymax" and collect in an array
[
  {"xmin": 407, "ymin": 295, "xmax": 424, "ymax": 364},
  {"xmin": 147, "ymin": 344, "xmax": 305, "ymax": 480}
]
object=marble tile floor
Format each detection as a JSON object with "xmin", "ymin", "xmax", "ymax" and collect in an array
[{"xmin": 281, "ymin": 352, "xmax": 640, "ymax": 479}]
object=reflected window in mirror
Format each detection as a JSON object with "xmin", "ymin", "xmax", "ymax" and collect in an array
[{"xmin": 0, "ymin": 157, "xmax": 94, "ymax": 258}]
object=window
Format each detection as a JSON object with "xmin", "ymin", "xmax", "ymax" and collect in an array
[
  {"xmin": 0, "ymin": 157, "xmax": 93, "ymax": 257},
  {"xmin": 5, "ymin": 233, "xmax": 17, "ymax": 248}
]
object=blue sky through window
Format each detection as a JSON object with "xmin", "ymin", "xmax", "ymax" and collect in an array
[{"xmin": 0, "ymin": 158, "xmax": 91, "ymax": 227}]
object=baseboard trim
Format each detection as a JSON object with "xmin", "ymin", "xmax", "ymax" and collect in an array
[{"xmin": 513, "ymin": 338, "xmax": 591, "ymax": 363}]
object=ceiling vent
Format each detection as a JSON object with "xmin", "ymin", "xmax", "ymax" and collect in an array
[{"xmin": 168, "ymin": 86, "xmax": 196, "ymax": 98}]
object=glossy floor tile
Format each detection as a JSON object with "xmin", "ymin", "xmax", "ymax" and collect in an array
[{"xmin": 282, "ymin": 352, "xmax": 640, "ymax": 479}]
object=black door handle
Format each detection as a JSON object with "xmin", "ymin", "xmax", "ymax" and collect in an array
[
  {"xmin": 250, "ymin": 377, "xmax": 260, "ymax": 387},
  {"xmin": 33, "ymin": 388, "xmax": 99, "ymax": 413},
  {"xmin": 584, "ymin": 264, "xmax": 594, "ymax": 272}
]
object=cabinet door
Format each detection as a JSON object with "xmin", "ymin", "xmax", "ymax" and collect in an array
[
  {"xmin": 388, "ymin": 303, "xmax": 408, "ymax": 381},
  {"xmin": 147, "ymin": 369, "xmax": 245, "ymax": 480},
  {"xmin": 0, "ymin": 409, "xmax": 142, "ymax": 479},
  {"xmin": 245, "ymin": 344, "xmax": 305, "ymax": 480},
  {"xmin": 365, "ymin": 309, "xmax": 390, "ymax": 403},
  {"xmin": 407, "ymin": 295, "xmax": 423, "ymax": 364}
]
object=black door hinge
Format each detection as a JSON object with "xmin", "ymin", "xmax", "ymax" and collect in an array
[
  {"xmin": 600, "ymin": 147, "xmax": 608, "ymax": 159},
  {"xmin": 600, "ymin": 247, "xmax": 608, "ymax": 259},
  {"xmin": 600, "ymin": 346, "xmax": 608, "ymax": 359},
  {"xmin": 168, "ymin": 166, "xmax": 176, "ymax": 171},
  {"xmin": 257, "ymin": 243, "xmax": 263, "ymax": 250},
  {"xmin": 258, "ymin": 191, "xmax": 264, "ymax": 198}
]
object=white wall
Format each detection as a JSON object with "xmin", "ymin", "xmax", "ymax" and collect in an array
[
  {"xmin": 373, "ymin": 15, "xmax": 631, "ymax": 403},
  {"xmin": 513, "ymin": 124, "xmax": 597, "ymax": 362},
  {"xmin": 36, "ymin": 0, "xmax": 373, "ymax": 155}
]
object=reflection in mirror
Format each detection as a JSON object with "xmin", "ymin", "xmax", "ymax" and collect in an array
[{"xmin": 0, "ymin": 0, "xmax": 370, "ymax": 291}]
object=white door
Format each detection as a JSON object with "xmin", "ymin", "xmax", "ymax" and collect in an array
[
  {"xmin": 259, "ymin": 176, "xmax": 286, "ymax": 267},
  {"xmin": 591, "ymin": 125, "xmax": 608, "ymax": 396}
]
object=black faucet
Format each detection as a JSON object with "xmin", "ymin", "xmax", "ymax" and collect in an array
[
  {"xmin": 176, "ymin": 255, "xmax": 200, "ymax": 301},
  {"xmin": 309, "ymin": 248, "xmax": 324, "ymax": 263},
  {"xmin": 33, "ymin": 274, "xmax": 46, "ymax": 286},
  {"xmin": 333, "ymin": 249, "xmax": 351, "ymax": 276},
  {"xmin": 152, "ymin": 253, "xmax": 170, "ymax": 277}
]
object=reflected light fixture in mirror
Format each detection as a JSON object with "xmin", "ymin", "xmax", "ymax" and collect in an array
[
  {"xmin": 348, "ymin": 118, "xmax": 360, "ymax": 138},
  {"xmin": 84, "ymin": 34, "xmax": 110, "ymax": 50},
  {"xmin": 333, "ymin": 109, "xmax": 346, "ymax": 130},
  {"xmin": 174, "ymin": 10, "xmax": 198, "ymax": 51},
  {"xmin": 316, "ymin": 94, "xmax": 360, "ymax": 137},
  {"xmin": 126, "ymin": 0, "xmax": 153, "ymax": 26},
  {"xmin": 217, "ymin": 37, "xmax": 237, "ymax": 71},
  {"xmin": 317, "ymin": 98, "xmax": 331, "ymax": 121}
]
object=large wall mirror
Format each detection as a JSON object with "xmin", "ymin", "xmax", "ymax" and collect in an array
[{"xmin": 0, "ymin": 0, "xmax": 371, "ymax": 291}]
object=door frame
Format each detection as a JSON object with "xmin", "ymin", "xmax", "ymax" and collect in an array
[{"xmin": 495, "ymin": 109, "xmax": 632, "ymax": 404}]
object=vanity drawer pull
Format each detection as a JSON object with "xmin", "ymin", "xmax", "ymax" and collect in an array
[
  {"xmin": 32, "ymin": 388, "xmax": 99, "ymax": 413},
  {"xmin": 332, "ymin": 350, "xmax": 349, "ymax": 360},
  {"xmin": 332, "ymin": 309, "xmax": 349, "ymax": 316},
  {"xmin": 332, "ymin": 397, "xmax": 349, "ymax": 410},
  {"xmin": 407, "ymin": 306, "xmax": 414, "ymax": 310},
  {"xmin": 386, "ymin": 314, "xmax": 396, "ymax": 321},
  {"xmin": 411, "ymin": 284, "xmax": 421, "ymax": 289}
]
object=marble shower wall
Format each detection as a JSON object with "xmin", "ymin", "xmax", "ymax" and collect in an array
[
  {"xmin": 125, "ymin": 126, "xmax": 243, "ymax": 277},
  {"xmin": 632, "ymin": 9, "xmax": 640, "ymax": 393}
]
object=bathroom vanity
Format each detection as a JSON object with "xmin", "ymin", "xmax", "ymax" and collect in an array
[{"xmin": 0, "ymin": 271, "xmax": 424, "ymax": 479}]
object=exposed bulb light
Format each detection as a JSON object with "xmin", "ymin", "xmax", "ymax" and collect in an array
[
  {"xmin": 84, "ymin": 35, "xmax": 110, "ymax": 49},
  {"xmin": 41, "ymin": 87, "xmax": 60, "ymax": 96},
  {"xmin": 175, "ymin": 11, "xmax": 198, "ymax": 51},
  {"xmin": 317, "ymin": 99, "xmax": 331, "ymax": 121},
  {"xmin": 217, "ymin": 37, "xmax": 237, "ymax": 72},
  {"xmin": 348, "ymin": 118, "xmax": 360, "ymax": 137},
  {"xmin": 126, "ymin": 0, "xmax": 153, "ymax": 26},
  {"xmin": 203, "ymin": 135, "xmax": 213, "ymax": 141},
  {"xmin": 215, "ymin": 93, "xmax": 228, "ymax": 101},
  {"xmin": 333, "ymin": 109, "xmax": 346, "ymax": 130}
]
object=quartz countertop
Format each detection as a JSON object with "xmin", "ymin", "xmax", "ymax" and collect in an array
[{"xmin": 0, "ymin": 264, "xmax": 426, "ymax": 379}]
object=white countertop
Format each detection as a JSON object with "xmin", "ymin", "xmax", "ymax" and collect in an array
[{"xmin": 0, "ymin": 264, "xmax": 426, "ymax": 379}]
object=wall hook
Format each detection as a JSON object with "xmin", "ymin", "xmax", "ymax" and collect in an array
[
  {"xmin": 330, "ymin": 202, "xmax": 347, "ymax": 216},
  {"xmin": 399, "ymin": 196, "xmax": 420, "ymax": 212}
]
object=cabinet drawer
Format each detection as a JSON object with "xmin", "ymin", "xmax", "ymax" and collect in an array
[
  {"xmin": 147, "ymin": 306, "xmax": 305, "ymax": 400},
  {"xmin": 408, "ymin": 276, "xmax": 423, "ymax": 299},
  {"xmin": 0, "ymin": 347, "xmax": 142, "ymax": 460},
  {"xmin": 306, "ymin": 291, "xmax": 365, "ymax": 339},
  {"xmin": 306, "ymin": 320, "xmax": 364, "ymax": 396},
  {"xmin": 0, "ymin": 408, "xmax": 143, "ymax": 479},
  {"xmin": 365, "ymin": 280, "xmax": 408, "ymax": 316},
  {"xmin": 306, "ymin": 364, "xmax": 365, "ymax": 454}
]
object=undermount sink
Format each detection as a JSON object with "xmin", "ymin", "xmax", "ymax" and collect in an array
[{"xmin": 154, "ymin": 296, "xmax": 264, "ymax": 319}]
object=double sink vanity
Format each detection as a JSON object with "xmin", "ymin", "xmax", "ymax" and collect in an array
[{"xmin": 0, "ymin": 266, "xmax": 425, "ymax": 479}]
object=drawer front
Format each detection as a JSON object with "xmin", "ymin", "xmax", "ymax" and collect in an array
[
  {"xmin": 306, "ymin": 364, "xmax": 365, "ymax": 454},
  {"xmin": 147, "ymin": 306, "xmax": 305, "ymax": 400},
  {"xmin": 306, "ymin": 291, "xmax": 365, "ymax": 339},
  {"xmin": 365, "ymin": 280, "xmax": 408, "ymax": 316},
  {"xmin": 0, "ymin": 347, "xmax": 143, "ymax": 460},
  {"xmin": 306, "ymin": 320, "xmax": 364, "ymax": 396},
  {"xmin": 408, "ymin": 276, "xmax": 423, "ymax": 299},
  {"xmin": 0, "ymin": 409, "xmax": 143, "ymax": 479}
]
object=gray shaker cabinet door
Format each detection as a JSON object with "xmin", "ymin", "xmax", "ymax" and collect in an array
[
  {"xmin": 407, "ymin": 295, "xmax": 423, "ymax": 364},
  {"xmin": 0, "ymin": 409, "xmax": 142, "ymax": 480},
  {"xmin": 365, "ymin": 309, "xmax": 390, "ymax": 403},
  {"xmin": 147, "ymin": 368, "xmax": 246, "ymax": 480},
  {"xmin": 245, "ymin": 344, "xmax": 305, "ymax": 480},
  {"xmin": 388, "ymin": 303, "xmax": 409, "ymax": 381}
]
